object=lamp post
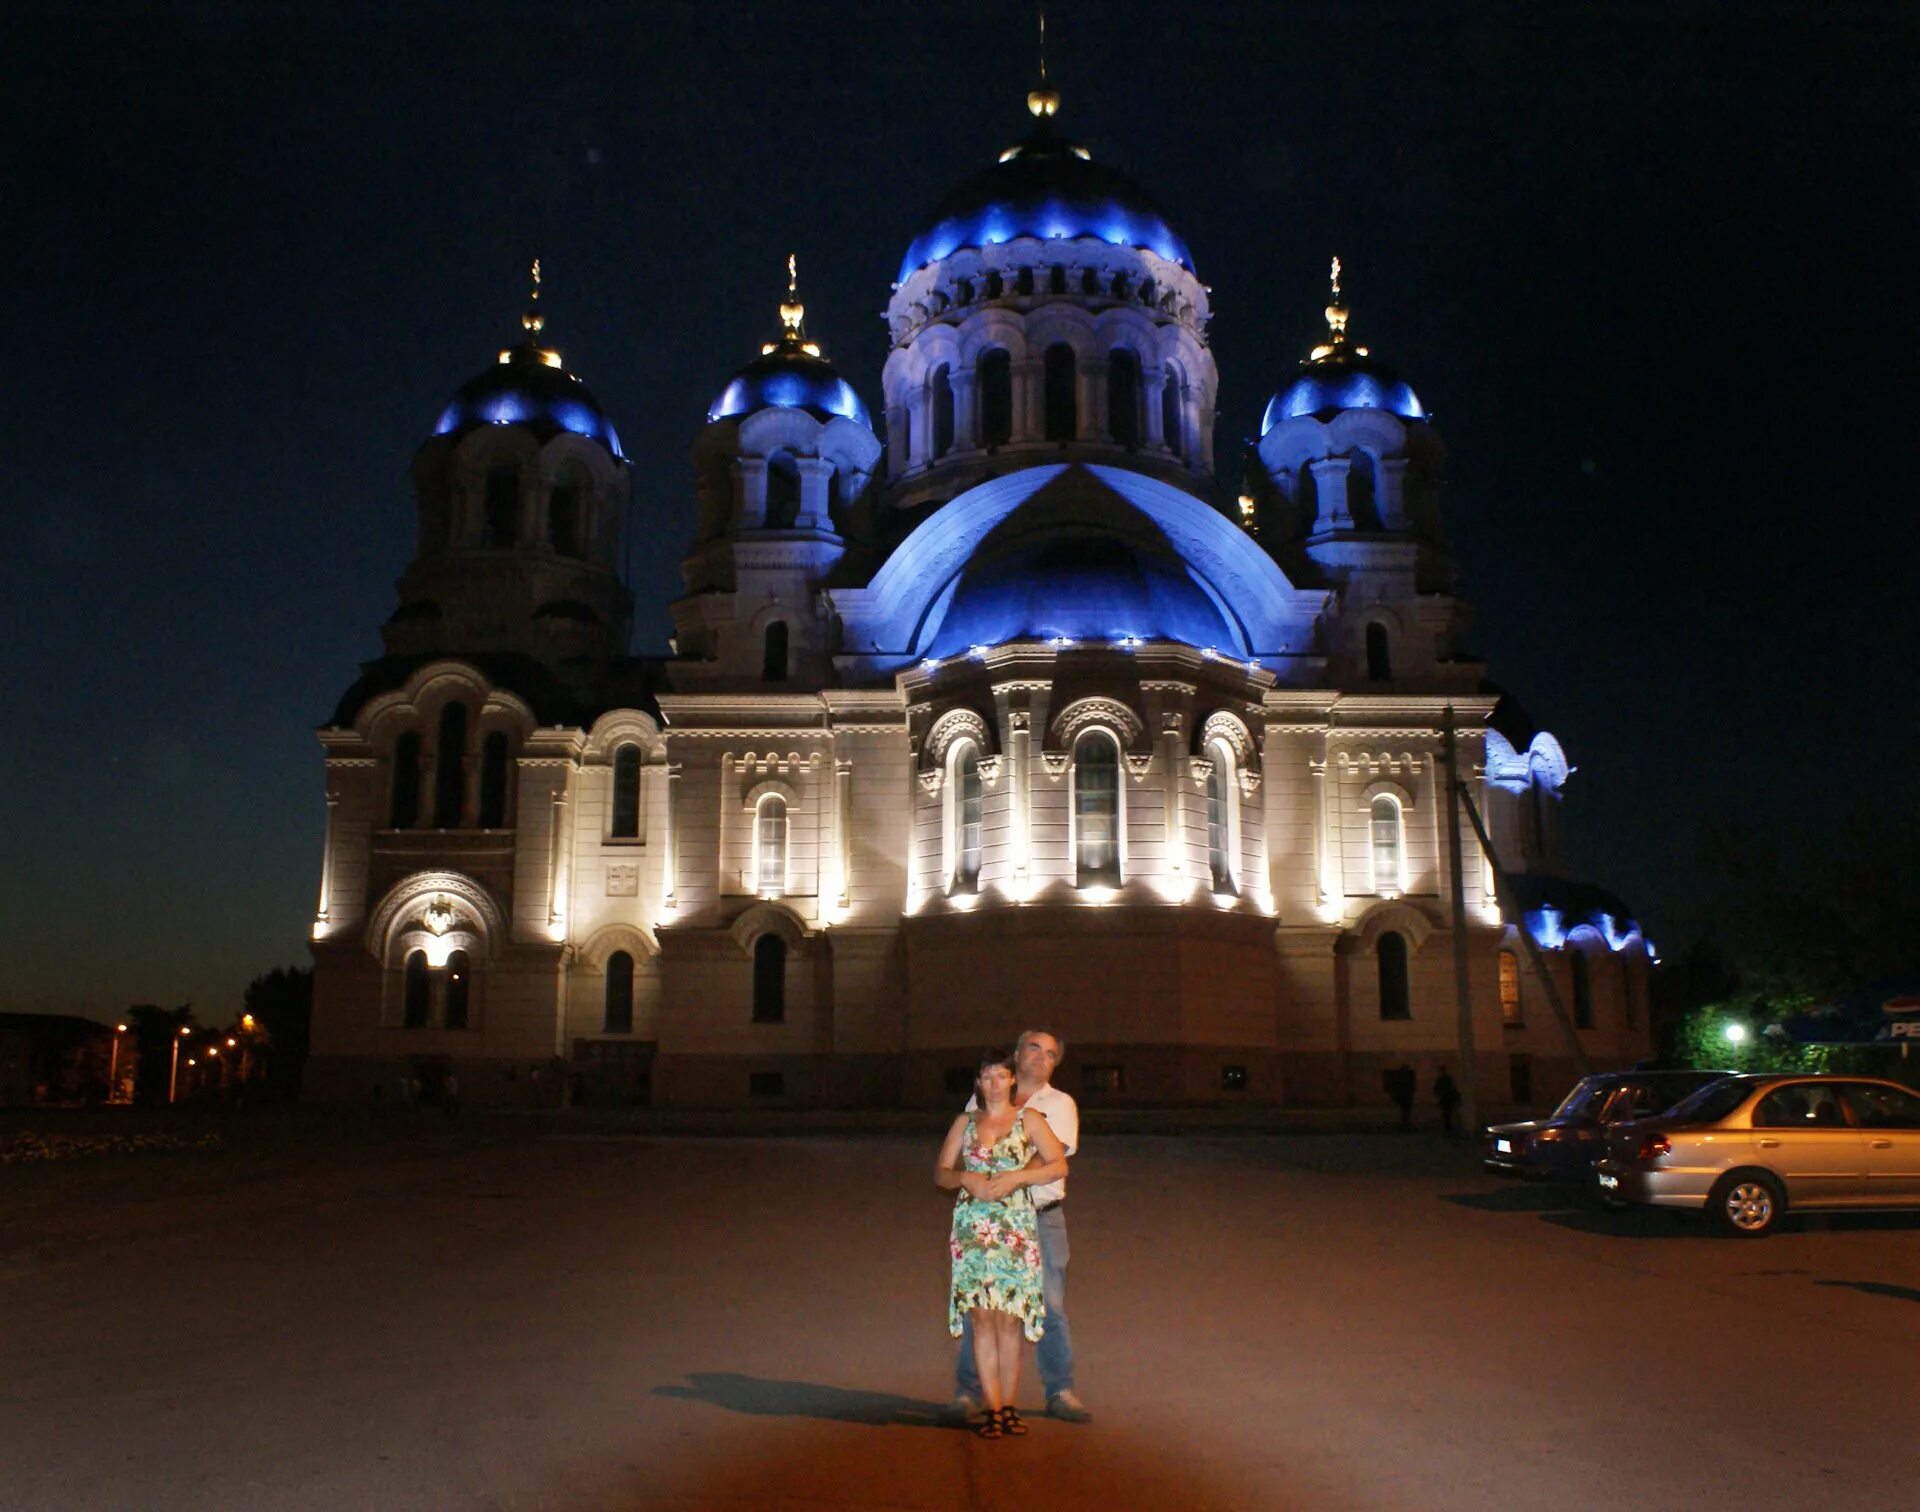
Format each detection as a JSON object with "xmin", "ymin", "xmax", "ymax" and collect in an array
[
  {"xmin": 108, "ymin": 1024, "xmax": 127, "ymax": 1105},
  {"xmin": 169, "ymin": 1025, "xmax": 191, "ymax": 1104}
]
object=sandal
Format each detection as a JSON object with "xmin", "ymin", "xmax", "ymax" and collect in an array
[
  {"xmin": 999, "ymin": 1407, "xmax": 1028, "ymax": 1437},
  {"xmin": 974, "ymin": 1410, "xmax": 1003, "ymax": 1439}
]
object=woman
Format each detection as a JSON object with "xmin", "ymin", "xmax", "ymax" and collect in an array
[{"xmin": 935, "ymin": 1047, "xmax": 1070, "ymax": 1438}]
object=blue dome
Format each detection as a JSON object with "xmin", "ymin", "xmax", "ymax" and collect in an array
[
  {"xmin": 434, "ymin": 345, "xmax": 624, "ymax": 457},
  {"xmin": 898, "ymin": 124, "xmax": 1193, "ymax": 283},
  {"xmin": 709, "ymin": 347, "xmax": 871, "ymax": 429},
  {"xmin": 924, "ymin": 534, "xmax": 1242, "ymax": 658},
  {"xmin": 1261, "ymin": 353, "xmax": 1426, "ymax": 433}
]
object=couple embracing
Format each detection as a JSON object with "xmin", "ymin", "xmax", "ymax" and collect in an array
[{"xmin": 935, "ymin": 1029, "xmax": 1092, "ymax": 1439}]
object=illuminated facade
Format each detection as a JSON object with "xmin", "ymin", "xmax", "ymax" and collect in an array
[{"xmin": 307, "ymin": 98, "xmax": 1652, "ymax": 1109}]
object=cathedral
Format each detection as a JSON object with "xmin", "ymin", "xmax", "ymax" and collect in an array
[{"xmin": 306, "ymin": 81, "xmax": 1653, "ymax": 1110}]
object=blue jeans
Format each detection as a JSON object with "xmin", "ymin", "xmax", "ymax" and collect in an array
[{"xmin": 956, "ymin": 1202, "xmax": 1073, "ymax": 1399}]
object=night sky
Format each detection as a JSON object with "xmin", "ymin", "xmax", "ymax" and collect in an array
[{"xmin": 6, "ymin": 2, "xmax": 1915, "ymax": 1023}]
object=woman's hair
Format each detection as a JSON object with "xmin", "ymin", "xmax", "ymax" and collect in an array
[{"xmin": 976, "ymin": 1046, "xmax": 1016, "ymax": 1078}]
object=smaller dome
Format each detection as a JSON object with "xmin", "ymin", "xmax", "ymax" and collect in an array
[
  {"xmin": 926, "ymin": 534, "xmax": 1242, "ymax": 658},
  {"xmin": 709, "ymin": 347, "xmax": 871, "ymax": 429},
  {"xmin": 435, "ymin": 344, "xmax": 625, "ymax": 457},
  {"xmin": 1261, "ymin": 351, "xmax": 1426, "ymax": 433}
]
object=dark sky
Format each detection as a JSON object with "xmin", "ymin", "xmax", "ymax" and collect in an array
[{"xmin": 6, "ymin": 1, "xmax": 1915, "ymax": 1023}]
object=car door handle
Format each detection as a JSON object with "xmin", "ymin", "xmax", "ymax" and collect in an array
[
  {"xmin": 1870, "ymin": 1139, "xmax": 1893, "ymax": 1149},
  {"xmin": 1757, "ymin": 1138, "xmax": 1781, "ymax": 1148}
]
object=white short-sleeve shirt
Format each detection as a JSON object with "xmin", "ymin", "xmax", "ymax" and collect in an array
[{"xmin": 965, "ymin": 1083, "xmax": 1078, "ymax": 1208}]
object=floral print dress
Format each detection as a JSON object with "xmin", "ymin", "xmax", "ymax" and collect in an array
[{"xmin": 948, "ymin": 1109, "xmax": 1046, "ymax": 1342}]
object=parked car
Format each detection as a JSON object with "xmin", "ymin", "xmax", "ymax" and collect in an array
[
  {"xmin": 1593, "ymin": 1074, "xmax": 1920, "ymax": 1237},
  {"xmin": 1482, "ymin": 1069, "xmax": 1730, "ymax": 1181}
]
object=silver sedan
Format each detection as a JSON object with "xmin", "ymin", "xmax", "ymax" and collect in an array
[{"xmin": 1592, "ymin": 1074, "xmax": 1920, "ymax": 1236}]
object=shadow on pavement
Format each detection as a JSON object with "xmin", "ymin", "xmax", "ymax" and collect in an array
[
  {"xmin": 1441, "ymin": 1181, "xmax": 1574, "ymax": 1213},
  {"xmin": 655, "ymin": 1372, "xmax": 950, "ymax": 1428},
  {"xmin": 1817, "ymin": 1279, "xmax": 1920, "ymax": 1304}
]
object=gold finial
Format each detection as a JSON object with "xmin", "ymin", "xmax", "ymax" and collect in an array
[
  {"xmin": 764, "ymin": 253, "xmax": 822, "ymax": 357},
  {"xmin": 1310, "ymin": 254, "xmax": 1367, "ymax": 362},
  {"xmin": 522, "ymin": 257, "xmax": 544, "ymax": 338},
  {"xmin": 501, "ymin": 257, "xmax": 563, "ymax": 367},
  {"xmin": 1027, "ymin": 9, "xmax": 1060, "ymax": 117}
]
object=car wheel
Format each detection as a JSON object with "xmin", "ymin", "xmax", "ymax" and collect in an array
[{"xmin": 1708, "ymin": 1171, "xmax": 1784, "ymax": 1238}]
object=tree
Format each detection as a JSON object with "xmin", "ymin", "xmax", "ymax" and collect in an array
[
  {"xmin": 125, "ymin": 1004, "xmax": 195, "ymax": 1105},
  {"xmin": 242, "ymin": 967, "xmax": 313, "ymax": 1101}
]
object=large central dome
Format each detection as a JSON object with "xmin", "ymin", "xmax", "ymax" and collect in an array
[{"xmin": 897, "ymin": 120, "xmax": 1194, "ymax": 283}]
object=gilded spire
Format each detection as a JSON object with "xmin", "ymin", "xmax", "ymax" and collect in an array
[
  {"xmin": 1027, "ymin": 9, "xmax": 1060, "ymax": 118},
  {"xmin": 1309, "ymin": 255, "xmax": 1369, "ymax": 362},
  {"xmin": 502, "ymin": 257, "xmax": 563, "ymax": 368},
  {"xmin": 763, "ymin": 253, "xmax": 822, "ymax": 357}
]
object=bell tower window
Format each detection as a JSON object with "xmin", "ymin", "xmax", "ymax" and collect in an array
[
  {"xmin": 389, "ymin": 732, "xmax": 421, "ymax": 830},
  {"xmin": 478, "ymin": 731, "xmax": 510, "ymax": 828},
  {"xmin": 765, "ymin": 451, "xmax": 800, "ymax": 529},
  {"xmin": 930, "ymin": 364, "xmax": 955, "ymax": 459},
  {"xmin": 762, "ymin": 621, "xmax": 789, "ymax": 683},
  {"xmin": 1366, "ymin": 622, "xmax": 1392, "ymax": 683},
  {"xmin": 485, "ymin": 463, "xmax": 519, "ymax": 546},
  {"xmin": 1108, "ymin": 349, "xmax": 1141, "ymax": 448},
  {"xmin": 433, "ymin": 702, "xmax": 468, "ymax": 829},
  {"xmin": 548, "ymin": 469, "xmax": 586, "ymax": 557},
  {"xmin": 978, "ymin": 349, "xmax": 1013, "ymax": 447},
  {"xmin": 610, "ymin": 743, "xmax": 642, "ymax": 839},
  {"xmin": 1044, "ymin": 344, "xmax": 1077, "ymax": 441},
  {"xmin": 1161, "ymin": 374, "xmax": 1183, "ymax": 458}
]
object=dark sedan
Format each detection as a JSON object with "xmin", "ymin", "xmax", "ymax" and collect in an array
[{"xmin": 1483, "ymin": 1069, "xmax": 1731, "ymax": 1180}]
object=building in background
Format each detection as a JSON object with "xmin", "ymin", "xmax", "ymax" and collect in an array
[{"xmin": 306, "ymin": 86, "xmax": 1652, "ymax": 1109}]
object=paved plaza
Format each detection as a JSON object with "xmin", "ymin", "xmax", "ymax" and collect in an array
[{"xmin": 4, "ymin": 1119, "xmax": 1916, "ymax": 1510}]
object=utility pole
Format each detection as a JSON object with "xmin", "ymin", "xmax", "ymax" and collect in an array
[{"xmin": 1442, "ymin": 707, "xmax": 1480, "ymax": 1136}]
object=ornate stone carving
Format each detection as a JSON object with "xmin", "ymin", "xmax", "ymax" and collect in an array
[
  {"xmin": 1125, "ymin": 753, "xmax": 1154, "ymax": 780},
  {"xmin": 975, "ymin": 755, "xmax": 1004, "ymax": 783},
  {"xmin": 918, "ymin": 769, "xmax": 944, "ymax": 794},
  {"xmin": 1040, "ymin": 752, "xmax": 1071, "ymax": 778},
  {"xmin": 1050, "ymin": 695, "xmax": 1145, "ymax": 748}
]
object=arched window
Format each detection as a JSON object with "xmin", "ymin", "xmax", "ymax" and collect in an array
[
  {"xmin": 762, "ymin": 621, "xmax": 789, "ymax": 683},
  {"xmin": 484, "ymin": 463, "xmax": 519, "ymax": 546},
  {"xmin": 604, "ymin": 951, "xmax": 634, "ymax": 1034},
  {"xmin": 764, "ymin": 451, "xmax": 800, "ymax": 529},
  {"xmin": 978, "ymin": 349, "xmax": 1013, "ymax": 447},
  {"xmin": 1109, "ymin": 272, "xmax": 1129, "ymax": 298},
  {"xmin": 389, "ymin": 732, "xmax": 421, "ymax": 829},
  {"xmin": 755, "ymin": 795, "xmax": 788, "ymax": 895},
  {"xmin": 752, "ymin": 934, "xmax": 786, "ymax": 1023},
  {"xmin": 1377, "ymin": 932, "xmax": 1411, "ymax": 1020},
  {"xmin": 1206, "ymin": 738, "xmax": 1236, "ymax": 895},
  {"xmin": 1346, "ymin": 450, "xmax": 1378, "ymax": 529},
  {"xmin": 950, "ymin": 741, "xmax": 983, "ymax": 893},
  {"xmin": 1015, "ymin": 266, "xmax": 1035, "ymax": 296},
  {"xmin": 1107, "ymin": 348, "xmax": 1141, "ymax": 448},
  {"xmin": 548, "ymin": 469, "xmax": 587, "ymax": 556},
  {"xmin": 403, "ymin": 949, "xmax": 430, "ymax": 1028},
  {"xmin": 445, "ymin": 949, "xmax": 470, "ymax": 1029},
  {"xmin": 1044, "ymin": 343, "xmax": 1077, "ymax": 441},
  {"xmin": 1498, "ymin": 949, "xmax": 1522, "ymax": 1025},
  {"xmin": 985, "ymin": 271, "xmax": 1004, "ymax": 299},
  {"xmin": 929, "ymin": 364, "xmax": 954, "ymax": 459},
  {"xmin": 1295, "ymin": 465, "xmax": 1318, "ymax": 535},
  {"xmin": 1049, "ymin": 264, "xmax": 1068, "ymax": 295},
  {"xmin": 1370, "ymin": 795, "xmax": 1404, "ymax": 896},
  {"xmin": 1161, "ymin": 373, "xmax": 1183, "ymax": 458},
  {"xmin": 610, "ymin": 743, "xmax": 642, "ymax": 839},
  {"xmin": 1074, "ymin": 730, "xmax": 1121, "ymax": 888},
  {"xmin": 1366, "ymin": 622, "xmax": 1393, "ymax": 683},
  {"xmin": 478, "ymin": 731, "xmax": 510, "ymax": 828},
  {"xmin": 955, "ymin": 278, "xmax": 974, "ymax": 305},
  {"xmin": 1138, "ymin": 277, "xmax": 1156, "ymax": 307},
  {"xmin": 1080, "ymin": 268, "xmax": 1100, "ymax": 295},
  {"xmin": 1571, "ymin": 949, "xmax": 1594, "ymax": 1029},
  {"xmin": 433, "ymin": 702, "xmax": 468, "ymax": 829}
]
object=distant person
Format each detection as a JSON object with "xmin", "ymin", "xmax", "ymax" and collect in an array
[
  {"xmin": 936, "ymin": 1046, "xmax": 1069, "ymax": 1439},
  {"xmin": 1434, "ymin": 1066, "xmax": 1462, "ymax": 1134},
  {"xmin": 1386, "ymin": 1064, "xmax": 1417, "ymax": 1132}
]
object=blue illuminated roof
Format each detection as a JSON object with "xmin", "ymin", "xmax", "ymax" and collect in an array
[
  {"xmin": 923, "ymin": 533, "xmax": 1243, "ymax": 659},
  {"xmin": 898, "ymin": 125, "xmax": 1194, "ymax": 283},
  {"xmin": 1261, "ymin": 353, "xmax": 1426, "ymax": 433},
  {"xmin": 434, "ymin": 346, "xmax": 624, "ymax": 457},
  {"xmin": 709, "ymin": 348, "xmax": 872, "ymax": 429}
]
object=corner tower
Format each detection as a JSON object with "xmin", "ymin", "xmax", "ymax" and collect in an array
[
  {"xmin": 391, "ymin": 263, "xmax": 633, "ymax": 689},
  {"xmin": 881, "ymin": 81, "xmax": 1218, "ymax": 514}
]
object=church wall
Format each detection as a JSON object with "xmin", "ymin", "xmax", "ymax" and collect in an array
[{"xmin": 843, "ymin": 730, "xmax": 911, "ymax": 918}]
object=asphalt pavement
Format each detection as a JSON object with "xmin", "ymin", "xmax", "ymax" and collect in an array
[{"xmin": 4, "ymin": 1123, "xmax": 1916, "ymax": 1510}]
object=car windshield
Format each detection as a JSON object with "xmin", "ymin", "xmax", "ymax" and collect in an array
[
  {"xmin": 1549, "ymin": 1079, "xmax": 1610, "ymax": 1120},
  {"xmin": 1666, "ymin": 1077, "xmax": 1756, "ymax": 1125}
]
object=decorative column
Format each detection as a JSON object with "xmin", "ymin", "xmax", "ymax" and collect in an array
[
  {"xmin": 794, "ymin": 456, "xmax": 835, "ymax": 532},
  {"xmin": 1014, "ymin": 359, "xmax": 1044, "ymax": 442},
  {"xmin": 1162, "ymin": 715, "xmax": 1186, "ymax": 884},
  {"xmin": 950, "ymin": 368, "xmax": 978, "ymax": 453},
  {"xmin": 733, "ymin": 456, "xmax": 769, "ymax": 530},
  {"xmin": 547, "ymin": 784, "xmax": 571, "ymax": 934},
  {"xmin": 835, "ymin": 758, "xmax": 853, "ymax": 912},
  {"xmin": 907, "ymin": 385, "xmax": 932, "ymax": 471},
  {"xmin": 1377, "ymin": 456, "xmax": 1410, "ymax": 529},
  {"xmin": 1010, "ymin": 711, "xmax": 1031, "ymax": 895},
  {"xmin": 1142, "ymin": 363, "xmax": 1167, "ymax": 448},
  {"xmin": 1309, "ymin": 457, "xmax": 1353, "ymax": 530},
  {"xmin": 885, "ymin": 404, "xmax": 910, "ymax": 479},
  {"xmin": 1080, "ymin": 356, "xmax": 1109, "ymax": 442},
  {"xmin": 315, "ymin": 789, "xmax": 340, "ymax": 928},
  {"xmin": 661, "ymin": 762, "xmax": 681, "ymax": 911}
]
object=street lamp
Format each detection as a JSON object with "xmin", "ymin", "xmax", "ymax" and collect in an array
[
  {"xmin": 1724, "ymin": 1023, "xmax": 1749, "ymax": 1046},
  {"xmin": 169, "ymin": 1025, "xmax": 192, "ymax": 1104},
  {"xmin": 109, "ymin": 1024, "xmax": 127, "ymax": 1105}
]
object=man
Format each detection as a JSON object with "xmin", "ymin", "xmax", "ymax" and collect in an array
[{"xmin": 951, "ymin": 1028, "xmax": 1091, "ymax": 1424}]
